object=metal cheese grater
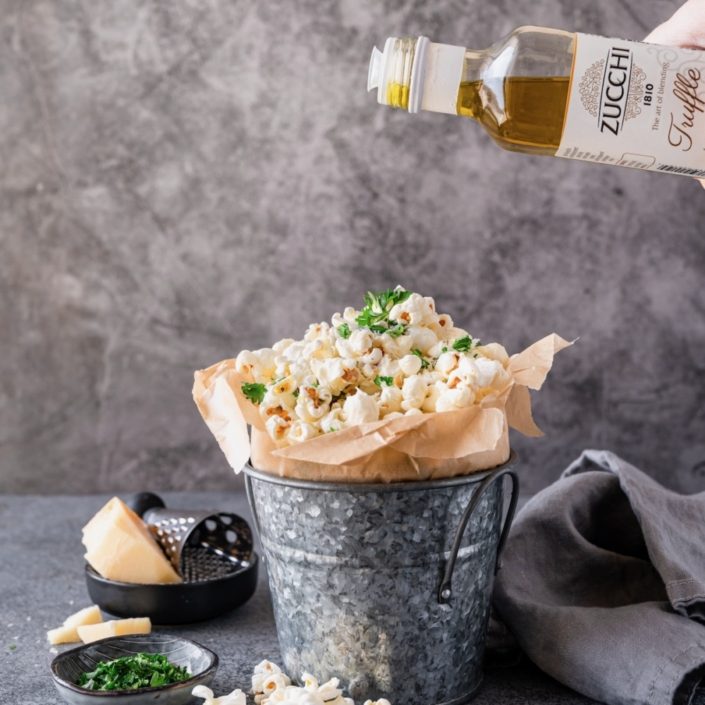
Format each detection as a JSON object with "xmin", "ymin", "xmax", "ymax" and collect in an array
[
  {"xmin": 86, "ymin": 492, "xmax": 258, "ymax": 624},
  {"xmin": 128, "ymin": 492, "xmax": 253, "ymax": 582}
]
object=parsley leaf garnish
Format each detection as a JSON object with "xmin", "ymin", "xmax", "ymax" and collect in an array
[
  {"xmin": 412, "ymin": 349, "xmax": 430, "ymax": 369},
  {"xmin": 386, "ymin": 322, "xmax": 407, "ymax": 338},
  {"xmin": 452, "ymin": 335, "xmax": 479, "ymax": 353},
  {"xmin": 356, "ymin": 288, "xmax": 412, "ymax": 336},
  {"xmin": 368, "ymin": 323, "xmax": 388, "ymax": 334},
  {"xmin": 337, "ymin": 323, "xmax": 351, "ymax": 339},
  {"xmin": 242, "ymin": 382, "xmax": 267, "ymax": 404},
  {"xmin": 364, "ymin": 288, "xmax": 412, "ymax": 313},
  {"xmin": 374, "ymin": 375, "xmax": 394, "ymax": 387}
]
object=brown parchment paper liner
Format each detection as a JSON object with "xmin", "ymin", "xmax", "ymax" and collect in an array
[{"xmin": 193, "ymin": 334, "xmax": 571, "ymax": 483}]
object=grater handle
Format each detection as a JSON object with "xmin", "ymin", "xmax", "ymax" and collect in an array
[
  {"xmin": 125, "ymin": 492, "xmax": 166, "ymax": 518},
  {"xmin": 437, "ymin": 465, "xmax": 519, "ymax": 605}
]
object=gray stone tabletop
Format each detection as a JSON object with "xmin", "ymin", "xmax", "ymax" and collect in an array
[{"xmin": 0, "ymin": 493, "xmax": 598, "ymax": 704}]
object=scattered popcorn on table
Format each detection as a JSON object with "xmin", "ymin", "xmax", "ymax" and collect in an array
[
  {"xmin": 195, "ymin": 660, "xmax": 393, "ymax": 705},
  {"xmin": 192, "ymin": 684, "xmax": 246, "ymax": 705},
  {"xmin": 252, "ymin": 663, "xmax": 358, "ymax": 705},
  {"xmin": 251, "ymin": 660, "xmax": 292, "ymax": 704},
  {"xmin": 237, "ymin": 288, "xmax": 511, "ymax": 447}
]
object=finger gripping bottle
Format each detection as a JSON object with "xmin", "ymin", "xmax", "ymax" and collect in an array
[{"xmin": 367, "ymin": 28, "xmax": 705, "ymax": 177}]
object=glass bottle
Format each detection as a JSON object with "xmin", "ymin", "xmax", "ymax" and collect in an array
[{"xmin": 367, "ymin": 28, "xmax": 705, "ymax": 177}]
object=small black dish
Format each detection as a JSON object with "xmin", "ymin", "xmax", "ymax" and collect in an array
[
  {"xmin": 85, "ymin": 552, "xmax": 258, "ymax": 625},
  {"xmin": 51, "ymin": 634, "xmax": 218, "ymax": 705}
]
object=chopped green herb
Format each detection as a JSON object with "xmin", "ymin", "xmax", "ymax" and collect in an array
[
  {"xmin": 452, "ymin": 335, "xmax": 479, "ymax": 353},
  {"xmin": 242, "ymin": 382, "xmax": 267, "ymax": 405},
  {"xmin": 292, "ymin": 388, "xmax": 299, "ymax": 398},
  {"xmin": 77, "ymin": 653, "xmax": 190, "ymax": 692},
  {"xmin": 356, "ymin": 287, "xmax": 412, "ymax": 335},
  {"xmin": 412, "ymin": 349, "xmax": 430, "ymax": 369},
  {"xmin": 368, "ymin": 323, "xmax": 388, "ymax": 334},
  {"xmin": 374, "ymin": 375, "xmax": 394, "ymax": 387},
  {"xmin": 363, "ymin": 288, "xmax": 411, "ymax": 314},
  {"xmin": 386, "ymin": 322, "xmax": 407, "ymax": 338},
  {"xmin": 8, "ymin": 644, "xmax": 16, "ymax": 652},
  {"xmin": 441, "ymin": 346, "xmax": 449, "ymax": 353},
  {"xmin": 337, "ymin": 323, "xmax": 351, "ymax": 339}
]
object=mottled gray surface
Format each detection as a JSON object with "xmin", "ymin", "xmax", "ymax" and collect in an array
[
  {"xmin": 1, "ymin": 1, "xmax": 705, "ymax": 495},
  {"xmin": 247, "ymin": 466, "xmax": 507, "ymax": 704},
  {"xmin": 0, "ymin": 492, "xmax": 598, "ymax": 704}
]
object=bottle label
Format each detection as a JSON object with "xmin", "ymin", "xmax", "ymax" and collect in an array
[{"xmin": 558, "ymin": 33, "xmax": 705, "ymax": 177}]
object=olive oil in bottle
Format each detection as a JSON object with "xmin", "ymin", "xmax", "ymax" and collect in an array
[
  {"xmin": 456, "ymin": 76, "xmax": 571, "ymax": 156},
  {"xmin": 368, "ymin": 28, "xmax": 705, "ymax": 176}
]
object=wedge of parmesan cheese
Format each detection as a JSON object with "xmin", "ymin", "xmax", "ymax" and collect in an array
[
  {"xmin": 77, "ymin": 617, "xmax": 152, "ymax": 644},
  {"xmin": 47, "ymin": 625, "xmax": 79, "ymax": 645},
  {"xmin": 82, "ymin": 497, "xmax": 181, "ymax": 584},
  {"xmin": 47, "ymin": 605, "xmax": 103, "ymax": 645}
]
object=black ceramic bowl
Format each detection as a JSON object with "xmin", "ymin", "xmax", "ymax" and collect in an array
[
  {"xmin": 85, "ymin": 552, "xmax": 258, "ymax": 625},
  {"xmin": 51, "ymin": 634, "xmax": 217, "ymax": 705}
]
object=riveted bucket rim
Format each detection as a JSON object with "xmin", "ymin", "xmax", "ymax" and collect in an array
[{"xmin": 243, "ymin": 450, "xmax": 517, "ymax": 493}]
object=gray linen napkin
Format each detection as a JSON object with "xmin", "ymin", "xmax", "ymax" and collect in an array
[{"xmin": 493, "ymin": 449, "xmax": 705, "ymax": 705}]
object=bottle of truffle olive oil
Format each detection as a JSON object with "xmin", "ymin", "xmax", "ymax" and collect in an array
[{"xmin": 367, "ymin": 28, "xmax": 705, "ymax": 177}]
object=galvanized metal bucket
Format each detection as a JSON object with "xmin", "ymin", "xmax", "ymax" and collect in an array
[{"xmin": 244, "ymin": 452, "xmax": 518, "ymax": 705}]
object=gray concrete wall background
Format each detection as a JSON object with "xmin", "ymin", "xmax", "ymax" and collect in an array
[{"xmin": 1, "ymin": 0, "xmax": 704, "ymax": 495}]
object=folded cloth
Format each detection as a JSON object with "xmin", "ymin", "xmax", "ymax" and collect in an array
[{"xmin": 493, "ymin": 449, "xmax": 705, "ymax": 705}]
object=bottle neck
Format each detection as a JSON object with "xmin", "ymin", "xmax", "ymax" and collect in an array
[
  {"xmin": 461, "ymin": 50, "xmax": 484, "ymax": 84},
  {"xmin": 455, "ymin": 49, "xmax": 485, "ymax": 120},
  {"xmin": 368, "ymin": 37, "xmax": 469, "ymax": 116}
]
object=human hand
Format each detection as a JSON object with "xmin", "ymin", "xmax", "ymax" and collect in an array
[{"xmin": 645, "ymin": 0, "xmax": 705, "ymax": 188}]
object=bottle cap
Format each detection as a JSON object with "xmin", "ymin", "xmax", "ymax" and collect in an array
[
  {"xmin": 368, "ymin": 36, "xmax": 465, "ymax": 115},
  {"xmin": 367, "ymin": 37, "xmax": 398, "ymax": 106},
  {"xmin": 367, "ymin": 36, "xmax": 429, "ymax": 112},
  {"xmin": 408, "ymin": 37, "xmax": 430, "ymax": 113}
]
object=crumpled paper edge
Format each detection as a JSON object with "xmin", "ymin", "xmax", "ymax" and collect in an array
[{"xmin": 193, "ymin": 334, "xmax": 571, "ymax": 480}]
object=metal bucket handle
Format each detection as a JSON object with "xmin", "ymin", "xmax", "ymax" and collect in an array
[
  {"xmin": 437, "ymin": 466, "xmax": 519, "ymax": 605},
  {"xmin": 244, "ymin": 473, "xmax": 262, "ymax": 543}
]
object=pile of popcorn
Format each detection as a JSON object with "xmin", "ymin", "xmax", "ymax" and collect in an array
[
  {"xmin": 192, "ymin": 661, "xmax": 391, "ymax": 705},
  {"xmin": 236, "ymin": 288, "xmax": 511, "ymax": 446}
]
